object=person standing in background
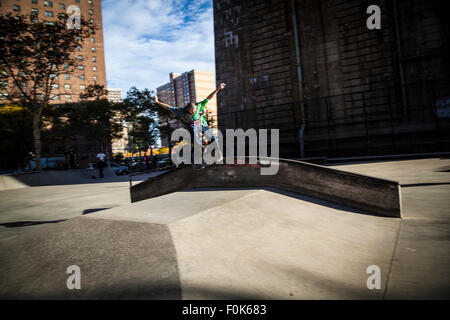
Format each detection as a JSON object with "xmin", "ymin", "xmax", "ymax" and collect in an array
[
  {"xmin": 25, "ymin": 151, "xmax": 34, "ymax": 172},
  {"xmin": 96, "ymin": 152, "xmax": 106, "ymax": 178},
  {"xmin": 69, "ymin": 150, "xmax": 76, "ymax": 169}
]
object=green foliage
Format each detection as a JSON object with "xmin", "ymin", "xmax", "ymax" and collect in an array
[
  {"xmin": 0, "ymin": 105, "xmax": 33, "ymax": 169},
  {"xmin": 46, "ymin": 96, "xmax": 124, "ymax": 147},
  {"xmin": 0, "ymin": 12, "xmax": 93, "ymax": 106},
  {"xmin": 121, "ymin": 87, "xmax": 159, "ymax": 152},
  {"xmin": 121, "ymin": 87, "xmax": 184, "ymax": 150},
  {"xmin": 0, "ymin": 12, "xmax": 93, "ymax": 170}
]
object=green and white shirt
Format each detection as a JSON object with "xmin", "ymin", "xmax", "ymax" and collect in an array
[{"xmin": 170, "ymin": 99, "xmax": 209, "ymax": 128}]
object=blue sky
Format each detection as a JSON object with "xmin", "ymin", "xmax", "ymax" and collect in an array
[{"xmin": 101, "ymin": 0, "xmax": 215, "ymax": 98}]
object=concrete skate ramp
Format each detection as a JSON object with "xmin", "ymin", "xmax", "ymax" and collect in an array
[
  {"xmin": 131, "ymin": 157, "xmax": 402, "ymax": 218},
  {"xmin": 0, "ymin": 175, "xmax": 29, "ymax": 191},
  {"xmin": 0, "ymin": 188, "xmax": 400, "ymax": 299}
]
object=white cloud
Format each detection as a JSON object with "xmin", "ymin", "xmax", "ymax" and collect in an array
[{"xmin": 101, "ymin": 0, "xmax": 215, "ymax": 98}]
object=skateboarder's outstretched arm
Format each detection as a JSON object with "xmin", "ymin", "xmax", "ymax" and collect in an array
[
  {"xmin": 154, "ymin": 95, "xmax": 172, "ymax": 110},
  {"xmin": 206, "ymin": 83, "xmax": 226, "ymax": 101},
  {"xmin": 197, "ymin": 83, "xmax": 226, "ymax": 115}
]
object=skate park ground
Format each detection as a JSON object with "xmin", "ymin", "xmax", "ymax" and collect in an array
[{"xmin": 0, "ymin": 158, "xmax": 449, "ymax": 299}]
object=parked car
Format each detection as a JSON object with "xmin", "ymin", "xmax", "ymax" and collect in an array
[
  {"xmin": 128, "ymin": 161, "xmax": 146, "ymax": 174},
  {"xmin": 109, "ymin": 161, "xmax": 129, "ymax": 175},
  {"xmin": 30, "ymin": 157, "xmax": 66, "ymax": 170},
  {"xmin": 89, "ymin": 161, "xmax": 129, "ymax": 175},
  {"xmin": 158, "ymin": 158, "xmax": 172, "ymax": 168}
]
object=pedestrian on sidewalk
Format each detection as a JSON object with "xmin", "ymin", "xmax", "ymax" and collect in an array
[
  {"xmin": 69, "ymin": 149, "xmax": 77, "ymax": 169},
  {"xmin": 96, "ymin": 152, "xmax": 106, "ymax": 178}
]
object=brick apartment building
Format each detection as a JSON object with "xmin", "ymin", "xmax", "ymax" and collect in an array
[
  {"xmin": 0, "ymin": 0, "xmax": 110, "ymax": 167},
  {"xmin": 107, "ymin": 88, "xmax": 122, "ymax": 103},
  {"xmin": 214, "ymin": 0, "xmax": 450, "ymax": 158},
  {"xmin": 1, "ymin": 0, "xmax": 107, "ymax": 103}
]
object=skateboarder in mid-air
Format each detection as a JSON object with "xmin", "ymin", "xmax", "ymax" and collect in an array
[{"xmin": 154, "ymin": 83, "xmax": 226, "ymax": 163}]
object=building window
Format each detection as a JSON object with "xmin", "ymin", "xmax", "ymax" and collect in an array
[
  {"xmin": 32, "ymin": 0, "xmax": 38, "ymax": 4},
  {"xmin": 65, "ymin": 84, "xmax": 71, "ymax": 90},
  {"xmin": 89, "ymin": 18, "xmax": 94, "ymax": 24},
  {"xmin": 52, "ymin": 95, "xmax": 59, "ymax": 100},
  {"xmin": 64, "ymin": 74, "xmax": 70, "ymax": 80},
  {"xmin": 79, "ymin": 75, "xmax": 85, "ymax": 80},
  {"xmin": 66, "ymin": 95, "xmax": 71, "ymax": 100},
  {"xmin": 80, "ymin": 85, "xmax": 85, "ymax": 90},
  {"xmin": 75, "ymin": 0, "xmax": 80, "ymax": 3},
  {"xmin": 89, "ymin": 9, "xmax": 93, "ymax": 15},
  {"xmin": 13, "ymin": 5, "xmax": 21, "ymax": 12},
  {"xmin": 31, "ymin": 8, "xmax": 39, "ymax": 14},
  {"xmin": 93, "ymin": 76, "xmax": 97, "ymax": 82},
  {"xmin": 88, "ymin": 0, "xmax": 93, "ymax": 5},
  {"xmin": 63, "ymin": 64, "xmax": 69, "ymax": 70},
  {"xmin": 50, "ymin": 74, "xmax": 57, "ymax": 79},
  {"xmin": 51, "ymin": 83, "xmax": 59, "ymax": 89},
  {"xmin": 45, "ymin": 11, "xmax": 53, "ymax": 17},
  {"xmin": 44, "ymin": 1, "xmax": 53, "ymax": 7},
  {"xmin": 92, "ymin": 56, "xmax": 96, "ymax": 62},
  {"xmin": 78, "ymin": 65, "xmax": 84, "ymax": 70},
  {"xmin": 90, "ymin": 38, "xmax": 95, "ymax": 43},
  {"xmin": 59, "ymin": 3, "xmax": 65, "ymax": 9},
  {"xmin": 77, "ymin": 46, "xmax": 82, "ymax": 51},
  {"xmin": 91, "ymin": 47, "xmax": 95, "ymax": 52},
  {"xmin": 77, "ymin": 55, "xmax": 83, "ymax": 61},
  {"xmin": 92, "ymin": 66, "xmax": 96, "ymax": 72}
]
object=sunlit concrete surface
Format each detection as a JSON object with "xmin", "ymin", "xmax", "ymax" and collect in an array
[
  {"xmin": 329, "ymin": 158, "xmax": 450, "ymax": 299},
  {"xmin": 0, "ymin": 158, "xmax": 449, "ymax": 299}
]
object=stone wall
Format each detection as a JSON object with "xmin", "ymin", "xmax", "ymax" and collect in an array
[{"xmin": 213, "ymin": 0, "xmax": 450, "ymax": 157}]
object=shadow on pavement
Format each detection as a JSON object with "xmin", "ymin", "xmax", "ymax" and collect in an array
[
  {"xmin": 402, "ymin": 182, "xmax": 450, "ymax": 187},
  {"xmin": 82, "ymin": 208, "xmax": 111, "ymax": 215},
  {"xmin": 0, "ymin": 219, "xmax": 67, "ymax": 228}
]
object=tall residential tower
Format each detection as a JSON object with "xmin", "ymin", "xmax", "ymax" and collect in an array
[{"xmin": 0, "ymin": 0, "xmax": 107, "ymax": 104}]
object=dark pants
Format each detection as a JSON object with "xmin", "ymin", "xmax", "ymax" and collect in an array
[
  {"xmin": 189, "ymin": 125, "xmax": 220, "ymax": 164},
  {"xmin": 98, "ymin": 161, "xmax": 105, "ymax": 178}
]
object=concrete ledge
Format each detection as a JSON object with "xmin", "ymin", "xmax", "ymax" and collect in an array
[{"xmin": 130, "ymin": 158, "xmax": 402, "ymax": 218}]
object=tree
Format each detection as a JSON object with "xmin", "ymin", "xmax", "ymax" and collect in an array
[
  {"xmin": 128, "ymin": 115, "xmax": 158, "ymax": 157},
  {"xmin": 158, "ymin": 120, "xmax": 175, "ymax": 154},
  {"xmin": 0, "ymin": 105, "xmax": 33, "ymax": 170},
  {"xmin": 0, "ymin": 12, "xmax": 92, "ymax": 170},
  {"xmin": 121, "ymin": 87, "xmax": 159, "ymax": 156},
  {"xmin": 44, "ymin": 87, "xmax": 124, "ymax": 156}
]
